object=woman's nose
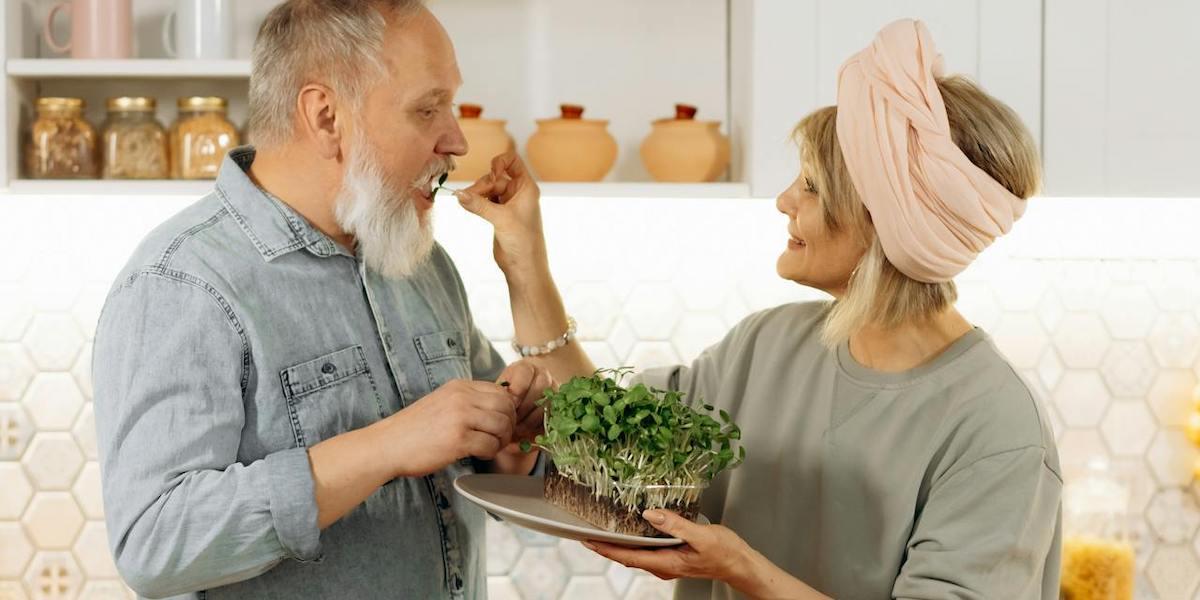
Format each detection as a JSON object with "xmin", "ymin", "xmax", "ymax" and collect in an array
[{"xmin": 776, "ymin": 191, "xmax": 794, "ymax": 215}]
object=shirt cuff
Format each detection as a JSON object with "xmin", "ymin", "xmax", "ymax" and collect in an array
[{"xmin": 266, "ymin": 448, "xmax": 323, "ymax": 562}]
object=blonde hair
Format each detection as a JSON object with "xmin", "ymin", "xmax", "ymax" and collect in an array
[
  {"xmin": 248, "ymin": 0, "xmax": 424, "ymax": 148},
  {"xmin": 794, "ymin": 75, "xmax": 1042, "ymax": 346}
]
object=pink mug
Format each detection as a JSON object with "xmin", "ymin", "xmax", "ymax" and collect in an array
[{"xmin": 43, "ymin": 0, "xmax": 133, "ymax": 59}]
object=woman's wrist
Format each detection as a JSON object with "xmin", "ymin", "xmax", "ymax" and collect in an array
[
  {"xmin": 723, "ymin": 542, "xmax": 766, "ymax": 591},
  {"xmin": 724, "ymin": 545, "xmax": 827, "ymax": 600},
  {"xmin": 502, "ymin": 253, "xmax": 553, "ymax": 295}
]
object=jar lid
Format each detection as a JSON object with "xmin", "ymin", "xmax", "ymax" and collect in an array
[
  {"xmin": 107, "ymin": 96, "xmax": 156, "ymax": 112},
  {"xmin": 459, "ymin": 104, "xmax": 483, "ymax": 119},
  {"xmin": 36, "ymin": 97, "xmax": 84, "ymax": 110},
  {"xmin": 559, "ymin": 104, "xmax": 585, "ymax": 119},
  {"xmin": 675, "ymin": 104, "xmax": 698, "ymax": 120},
  {"xmin": 177, "ymin": 96, "xmax": 228, "ymax": 111}
]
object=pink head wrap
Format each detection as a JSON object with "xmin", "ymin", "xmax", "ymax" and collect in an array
[{"xmin": 835, "ymin": 19, "xmax": 1027, "ymax": 283}]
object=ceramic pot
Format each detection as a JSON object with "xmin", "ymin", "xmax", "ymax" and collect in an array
[
  {"xmin": 527, "ymin": 104, "xmax": 617, "ymax": 182},
  {"xmin": 450, "ymin": 104, "xmax": 515, "ymax": 182},
  {"xmin": 640, "ymin": 104, "xmax": 730, "ymax": 183}
]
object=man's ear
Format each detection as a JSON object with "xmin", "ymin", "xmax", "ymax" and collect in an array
[{"xmin": 296, "ymin": 83, "xmax": 344, "ymax": 160}]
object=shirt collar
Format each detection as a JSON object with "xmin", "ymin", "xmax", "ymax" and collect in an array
[{"xmin": 215, "ymin": 146, "xmax": 349, "ymax": 261}]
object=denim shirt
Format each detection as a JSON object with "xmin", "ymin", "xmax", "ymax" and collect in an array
[{"xmin": 92, "ymin": 147, "xmax": 505, "ymax": 599}]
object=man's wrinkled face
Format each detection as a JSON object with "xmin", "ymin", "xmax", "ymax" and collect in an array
[{"xmin": 334, "ymin": 8, "xmax": 467, "ymax": 278}]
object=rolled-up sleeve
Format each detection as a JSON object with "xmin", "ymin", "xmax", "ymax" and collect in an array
[
  {"xmin": 93, "ymin": 270, "xmax": 321, "ymax": 599},
  {"xmin": 892, "ymin": 446, "xmax": 1062, "ymax": 600}
]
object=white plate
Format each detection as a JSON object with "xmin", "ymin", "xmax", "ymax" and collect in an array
[{"xmin": 454, "ymin": 474, "xmax": 706, "ymax": 547}]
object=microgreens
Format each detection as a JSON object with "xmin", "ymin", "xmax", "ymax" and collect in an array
[
  {"xmin": 432, "ymin": 172, "xmax": 452, "ymax": 199},
  {"xmin": 525, "ymin": 368, "xmax": 745, "ymax": 510}
]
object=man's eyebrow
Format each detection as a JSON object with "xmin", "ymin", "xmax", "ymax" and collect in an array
[{"xmin": 412, "ymin": 89, "xmax": 453, "ymax": 103}]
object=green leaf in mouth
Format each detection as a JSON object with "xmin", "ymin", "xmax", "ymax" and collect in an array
[{"xmin": 432, "ymin": 172, "xmax": 451, "ymax": 201}]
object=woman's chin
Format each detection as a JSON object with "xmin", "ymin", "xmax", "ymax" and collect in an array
[{"xmin": 775, "ymin": 256, "xmax": 805, "ymax": 284}]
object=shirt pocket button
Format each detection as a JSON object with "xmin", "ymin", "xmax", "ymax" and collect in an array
[{"xmin": 321, "ymin": 362, "xmax": 337, "ymax": 375}]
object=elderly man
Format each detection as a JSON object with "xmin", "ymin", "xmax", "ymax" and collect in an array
[{"xmin": 92, "ymin": 2, "xmax": 552, "ymax": 598}]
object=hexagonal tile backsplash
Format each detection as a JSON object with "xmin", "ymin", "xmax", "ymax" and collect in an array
[{"xmin": 3, "ymin": 197, "xmax": 1200, "ymax": 599}]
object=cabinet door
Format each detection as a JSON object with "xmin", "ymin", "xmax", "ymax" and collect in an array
[
  {"xmin": 733, "ymin": 0, "xmax": 1041, "ymax": 198},
  {"xmin": 1044, "ymin": 0, "xmax": 1200, "ymax": 197}
]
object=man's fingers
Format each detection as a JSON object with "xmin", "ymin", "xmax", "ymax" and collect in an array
[
  {"xmin": 468, "ymin": 408, "xmax": 514, "ymax": 446},
  {"xmin": 459, "ymin": 382, "xmax": 518, "ymax": 429},
  {"xmin": 463, "ymin": 430, "xmax": 503, "ymax": 460}
]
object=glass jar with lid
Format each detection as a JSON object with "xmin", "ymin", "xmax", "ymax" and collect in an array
[
  {"xmin": 1060, "ymin": 458, "xmax": 1136, "ymax": 600},
  {"xmin": 101, "ymin": 97, "xmax": 169, "ymax": 179},
  {"xmin": 170, "ymin": 96, "xmax": 240, "ymax": 179},
  {"xmin": 26, "ymin": 97, "xmax": 98, "ymax": 179}
]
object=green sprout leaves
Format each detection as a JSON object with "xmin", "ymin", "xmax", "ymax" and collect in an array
[{"xmin": 531, "ymin": 368, "xmax": 745, "ymax": 509}]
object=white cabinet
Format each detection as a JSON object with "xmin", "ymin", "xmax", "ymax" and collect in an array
[
  {"xmin": 0, "ymin": 0, "xmax": 745, "ymax": 197},
  {"xmin": 1043, "ymin": 0, "xmax": 1200, "ymax": 197},
  {"xmin": 731, "ymin": 0, "xmax": 1042, "ymax": 197},
  {"xmin": 2, "ymin": 0, "xmax": 1196, "ymax": 198}
]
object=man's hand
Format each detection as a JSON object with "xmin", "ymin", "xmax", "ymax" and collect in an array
[{"xmin": 385, "ymin": 379, "xmax": 518, "ymax": 478}]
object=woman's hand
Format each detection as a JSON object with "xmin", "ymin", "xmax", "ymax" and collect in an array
[
  {"xmin": 584, "ymin": 509, "xmax": 753, "ymax": 582},
  {"xmin": 586, "ymin": 510, "xmax": 831, "ymax": 599},
  {"xmin": 496, "ymin": 360, "xmax": 553, "ymax": 450},
  {"xmin": 454, "ymin": 152, "xmax": 548, "ymax": 278}
]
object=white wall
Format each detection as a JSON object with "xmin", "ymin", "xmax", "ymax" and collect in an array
[
  {"xmin": 734, "ymin": 0, "xmax": 1042, "ymax": 197},
  {"xmin": 1043, "ymin": 0, "xmax": 1200, "ymax": 197},
  {"xmin": 3, "ymin": 192, "xmax": 1200, "ymax": 598}
]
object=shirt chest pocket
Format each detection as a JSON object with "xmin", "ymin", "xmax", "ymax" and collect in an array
[
  {"xmin": 414, "ymin": 329, "xmax": 471, "ymax": 390},
  {"xmin": 280, "ymin": 345, "xmax": 385, "ymax": 447}
]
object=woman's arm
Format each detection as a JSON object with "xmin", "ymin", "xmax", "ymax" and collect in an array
[{"xmin": 455, "ymin": 152, "xmax": 595, "ymax": 384}]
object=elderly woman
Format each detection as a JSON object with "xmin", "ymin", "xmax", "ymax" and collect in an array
[{"xmin": 459, "ymin": 19, "xmax": 1060, "ymax": 599}]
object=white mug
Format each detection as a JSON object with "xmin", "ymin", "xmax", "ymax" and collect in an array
[{"xmin": 162, "ymin": 0, "xmax": 234, "ymax": 60}]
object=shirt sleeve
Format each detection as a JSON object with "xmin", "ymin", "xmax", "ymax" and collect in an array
[
  {"xmin": 892, "ymin": 446, "xmax": 1063, "ymax": 600},
  {"xmin": 467, "ymin": 321, "xmax": 506, "ymax": 382},
  {"xmin": 635, "ymin": 311, "xmax": 748, "ymax": 404},
  {"xmin": 93, "ymin": 271, "xmax": 322, "ymax": 599}
]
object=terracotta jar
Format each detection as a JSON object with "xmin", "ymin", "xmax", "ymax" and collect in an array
[
  {"xmin": 450, "ymin": 104, "xmax": 515, "ymax": 182},
  {"xmin": 640, "ymin": 104, "xmax": 730, "ymax": 183},
  {"xmin": 527, "ymin": 104, "xmax": 617, "ymax": 182}
]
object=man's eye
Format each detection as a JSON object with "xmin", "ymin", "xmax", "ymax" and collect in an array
[{"xmin": 419, "ymin": 108, "xmax": 438, "ymax": 119}]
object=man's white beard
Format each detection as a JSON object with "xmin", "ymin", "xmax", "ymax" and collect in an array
[{"xmin": 333, "ymin": 136, "xmax": 436, "ymax": 279}]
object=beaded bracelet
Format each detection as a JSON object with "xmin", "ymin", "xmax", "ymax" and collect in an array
[{"xmin": 512, "ymin": 316, "xmax": 577, "ymax": 357}]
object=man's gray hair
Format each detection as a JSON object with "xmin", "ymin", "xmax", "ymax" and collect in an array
[{"xmin": 247, "ymin": 0, "xmax": 424, "ymax": 148}]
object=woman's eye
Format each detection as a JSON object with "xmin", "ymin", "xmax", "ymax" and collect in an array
[{"xmin": 804, "ymin": 177, "xmax": 818, "ymax": 194}]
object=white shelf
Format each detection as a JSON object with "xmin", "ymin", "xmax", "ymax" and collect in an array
[
  {"xmin": 7, "ymin": 59, "xmax": 250, "ymax": 79},
  {"xmin": 3, "ymin": 180, "xmax": 751, "ymax": 199},
  {"xmin": 6, "ymin": 179, "xmax": 215, "ymax": 196},
  {"xmin": 538, "ymin": 182, "xmax": 749, "ymax": 198}
]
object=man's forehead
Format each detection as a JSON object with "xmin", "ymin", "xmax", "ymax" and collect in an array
[{"xmin": 380, "ymin": 12, "xmax": 462, "ymax": 100}]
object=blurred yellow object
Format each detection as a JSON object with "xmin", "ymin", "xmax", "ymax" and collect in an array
[
  {"xmin": 1061, "ymin": 536, "xmax": 1135, "ymax": 600},
  {"xmin": 1194, "ymin": 455, "xmax": 1200, "ymax": 480},
  {"xmin": 1187, "ymin": 412, "xmax": 1200, "ymax": 445}
]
